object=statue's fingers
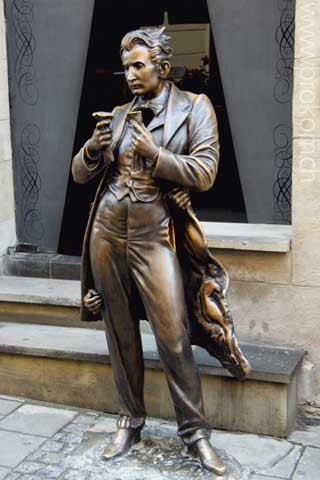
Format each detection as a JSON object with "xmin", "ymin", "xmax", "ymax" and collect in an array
[
  {"xmin": 98, "ymin": 134, "xmax": 112, "ymax": 143},
  {"xmin": 87, "ymin": 303, "xmax": 99, "ymax": 312},
  {"xmin": 86, "ymin": 303, "xmax": 101, "ymax": 312},
  {"xmin": 97, "ymin": 130, "xmax": 112, "ymax": 138},
  {"xmin": 100, "ymin": 141, "xmax": 112, "ymax": 148},
  {"xmin": 173, "ymin": 191, "xmax": 189, "ymax": 203},
  {"xmin": 85, "ymin": 294, "xmax": 100, "ymax": 302},
  {"xmin": 178, "ymin": 198, "xmax": 191, "ymax": 210},
  {"xmin": 173, "ymin": 190, "xmax": 187, "ymax": 198},
  {"xmin": 90, "ymin": 305, "xmax": 102, "ymax": 313},
  {"xmin": 131, "ymin": 131, "xmax": 141, "ymax": 141},
  {"xmin": 88, "ymin": 289, "xmax": 98, "ymax": 295},
  {"xmin": 170, "ymin": 188, "xmax": 187, "ymax": 199},
  {"xmin": 89, "ymin": 297, "xmax": 102, "ymax": 306},
  {"xmin": 86, "ymin": 296, "xmax": 101, "ymax": 305},
  {"xmin": 176, "ymin": 198, "xmax": 187, "ymax": 208},
  {"xmin": 92, "ymin": 301, "xmax": 102, "ymax": 308},
  {"xmin": 130, "ymin": 121, "xmax": 146, "ymax": 134},
  {"xmin": 96, "ymin": 119, "xmax": 112, "ymax": 129},
  {"xmin": 97, "ymin": 126, "xmax": 112, "ymax": 135}
]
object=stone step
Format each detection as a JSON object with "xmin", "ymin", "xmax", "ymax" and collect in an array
[
  {"xmin": 0, "ymin": 276, "xmax": 80, "ymax": 306},
  {"xmin": 0, "ymin": 322, "xmax": 304, "ymax": 437},
  {"xmin": 2, "ymin": 253, "xmax": 81, "ymax": 281},
  {"xmin": 0, "ymin": 275, "xmax": 93, "ymax": 329}
]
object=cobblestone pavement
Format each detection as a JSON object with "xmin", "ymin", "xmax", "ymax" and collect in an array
[{"xmin": 0, "ymin": 395, "xmax": 319, "ymax": 479}]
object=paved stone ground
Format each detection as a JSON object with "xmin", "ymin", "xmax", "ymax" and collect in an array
[{"xmin": 0, "ymin": 395, "xmax": 319, "ymax": 479}]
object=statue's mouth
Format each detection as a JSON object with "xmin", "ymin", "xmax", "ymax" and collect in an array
[{"xmin": 130, "ymin": 83, "xmax": 142, "ymax": 89}]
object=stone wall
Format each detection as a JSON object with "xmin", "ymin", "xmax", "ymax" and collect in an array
[
  {"xmin": 0, "ymin": 0, "xmax": 16, "ymax": 255},
  {"xmin": 213, "ymin": 0, "xmax": 320, "ymax": 408}
]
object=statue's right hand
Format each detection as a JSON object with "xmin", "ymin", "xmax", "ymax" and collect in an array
[
  {"xmin": 87, "ymin": 119, "xmax": 113, "ymax": 156},
  {"xmin": 83, "ymin": 289, "xmax": 103, "ymax": 314}
]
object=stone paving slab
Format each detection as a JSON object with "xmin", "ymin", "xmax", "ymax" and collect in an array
[
  {"xmin": 0, "ymin": 404, "xmax": 77, "ymax": 437},
  {"xmin": 292, "ymin": 446, "xmax": 320, "ymax": 479},
  {"xmin": 250, "ymin": 475, "xmax": 279, "ymax": 480},
  {"xmin": 289, "ymin": 426, "xmax": 320, "ymax": 448},
  {"xmin": 0, "ymin": 430, "xmax": 45, "ymax": 468},
  {"xmin": 87, "ymin": 419, "xmax": 116, "ymax": 434},
  {"xmin": 0, "ymin": 395, "xmax": 319, "ymax": 479},
  {"xmin": 0, "ymin": 395, "xmax": 25, "ymax": 403},
  {"xmin": 258, "ymin": 444, "xmax": 302, "ymax": 478},
  {"xmin": 3, "ymin": 474, "xmax": 20, "ymax": 480},
  {"xmin": 210, "ymin": 430, "xmax": 292, "ymax": 470},
  {"xmin": 0, "ymin": 399, "xmax": 21, "ymax": 416},
  {"xmin": 5, "ymin": 472, "xmax": 20, "ymax": 480},
  {"xmin": 0, "ymin": 467, "xmax": 10, "ymax": 480}
]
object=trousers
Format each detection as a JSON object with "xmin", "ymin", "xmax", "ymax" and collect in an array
[{"xmin": 89, "ymin": 189, "xmax": 210, "ymax": 443}]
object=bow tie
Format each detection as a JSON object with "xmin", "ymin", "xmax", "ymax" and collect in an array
[{"xmin": 133, "ymin": 101, "xmax": 163, "ymax": 116}]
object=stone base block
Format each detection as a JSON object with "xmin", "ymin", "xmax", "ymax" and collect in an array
[
  {"xmin": 0, "ymin": 353, "xmax": 296, "ymax": 437},
  {"xmin": 0, "ymin": 323, "xmax": 304, "ymax": 437}
]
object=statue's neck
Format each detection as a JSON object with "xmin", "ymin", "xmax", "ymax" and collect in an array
[{"xmin": 141, "ymin": 79, "xmax": 165, "ymax": 101}]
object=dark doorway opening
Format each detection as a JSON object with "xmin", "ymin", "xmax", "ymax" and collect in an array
[{"xmin": 59, "ymin": 0, "xmax": 247, "ymax": 256}]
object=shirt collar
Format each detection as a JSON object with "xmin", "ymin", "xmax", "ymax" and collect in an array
[{"xmin": 134, "ymin": 81, "xmax": 170, "ymax": 116}]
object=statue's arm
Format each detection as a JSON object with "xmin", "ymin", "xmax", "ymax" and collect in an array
[
  {"xmin": 72, "ymin": 105, "xmax": 119, "ymax": 184},
  {"xmin": 152, "ymin": 94, "xmax": 219, "ymax": 191},
  {"xmin": 71, "ymin": 143, "xmax": 113, "ymax": 184}
]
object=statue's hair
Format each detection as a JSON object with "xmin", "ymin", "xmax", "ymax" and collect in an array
[{"xmin": 120, "ymin": 27, "xmax": 173, "ymax": 67}]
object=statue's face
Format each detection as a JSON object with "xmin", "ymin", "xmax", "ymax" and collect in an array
[{"xmin": 122, "ymin": 45, "xmax": 162, "ymax": 97}]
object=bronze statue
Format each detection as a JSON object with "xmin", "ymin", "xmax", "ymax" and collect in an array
[{"xmin": 72, "ymin": 27, "xmax": 251, "ymax": 476}]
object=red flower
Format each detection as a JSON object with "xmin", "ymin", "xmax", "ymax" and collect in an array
[{"xmin": 201, "ymin": 55, "xmax": 210, "ymax": 66}]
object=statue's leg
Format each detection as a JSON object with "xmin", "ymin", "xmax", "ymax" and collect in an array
[
  {"xmin": 90, "ymin": 193, "xmax": 145, "ymax": 459},
  {"xmin": 130, "ymin": 232, "xmax": 208, "ymax": 439},
  {"xmin": 128, "ymin": 199, "xmax": 225, "ymax": 475},
  {"xmin": 126, "ymin": 198, "xmax": 206, "ymax": 438}
]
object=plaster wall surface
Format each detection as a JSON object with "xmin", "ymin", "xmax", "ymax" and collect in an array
[
  {"xmin": 0, "ymin": 0, "xmax": 16, "ymax": 254},
  {"xmin": 292, "ymin": 0, "xmax": 320, "ymax": 286},
  {"xmin": 227, "ymin": 281, "xmax": 320, "ymax": 404}
]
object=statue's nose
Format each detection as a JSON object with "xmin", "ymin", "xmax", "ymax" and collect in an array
[{"xmin": 127, "ymin": 68, "xmax": 136, "ymax": 82}]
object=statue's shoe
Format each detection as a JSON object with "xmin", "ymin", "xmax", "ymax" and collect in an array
[
  {"xmin": 102, "ymin": 428, "xmax": 141, "ymax": 460},
  {"xmin": 189, "ymin": 438, "xmax": 226, "ymax": 476}
]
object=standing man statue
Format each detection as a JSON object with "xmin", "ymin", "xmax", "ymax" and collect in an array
[{"xmin": 72, "ymin": 27, "xmax": 251, "ymax": 476}]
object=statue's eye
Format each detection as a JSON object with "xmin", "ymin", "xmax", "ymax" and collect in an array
[{"xmin": 135, "ymin": 63, "xmax": 144, "ymax": 70}]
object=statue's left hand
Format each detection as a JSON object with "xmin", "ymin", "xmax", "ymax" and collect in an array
[
  {"xmin": 168, "ymin": 187, "xmax": 191, "ymax": 210},
  {"xmin": 83, "ymin": 289, "xmax": 103, "ymax": 314},
  {"xmin": 130, "ymin": 120, "xmax": 159, "ymax": 160}
]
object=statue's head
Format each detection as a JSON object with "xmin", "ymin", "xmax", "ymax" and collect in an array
[{"xmin": 120, "ymin": 27, "xmax": 172, "ymax": 97}]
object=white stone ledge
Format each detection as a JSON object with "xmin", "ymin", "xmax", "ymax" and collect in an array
[
  {"xmin": 202, "ymin": 222, "xmax": 292, "ymax": 252},
  {"xmin": 0, "ymin": 276, "xmax": 81, "ymax": 307}
]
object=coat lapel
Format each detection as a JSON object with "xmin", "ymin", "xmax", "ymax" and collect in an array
[
  {"xmin": 111, "ymin": 82, "xmax": 191, "ymax": 150},
  {"xmin": 110, "ymin": 98, "xmax": 136, "ymax": 150},
  {"xmin": 163, "ymin": 82, "xmax": 191, "ymax": 148}
]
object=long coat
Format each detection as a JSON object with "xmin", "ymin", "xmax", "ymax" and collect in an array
[{"xmin": 72, "ymin": 82, "xmax": 251, "ymax": 379}]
